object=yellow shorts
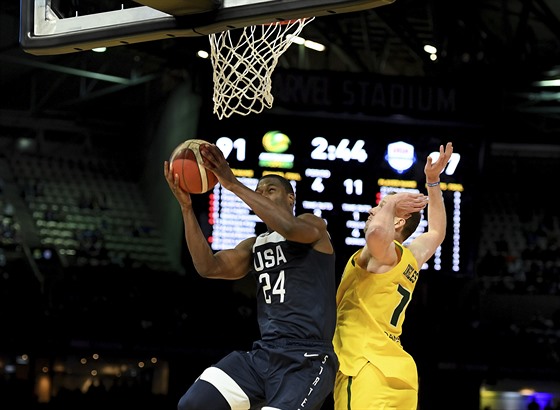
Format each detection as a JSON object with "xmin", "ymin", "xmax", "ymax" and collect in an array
[{"xmin": 333, "ymin": 362, "xmax": 418, "ymax": 410}]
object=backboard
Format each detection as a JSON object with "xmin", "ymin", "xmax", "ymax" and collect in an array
[{"xmin": 20, "ymin": 0, "xmax": 395, "ymax": 55}]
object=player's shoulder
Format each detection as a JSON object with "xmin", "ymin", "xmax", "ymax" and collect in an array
[{"xmin": 237, "ymin": 236, "xmax": 257, "ymax": 250}]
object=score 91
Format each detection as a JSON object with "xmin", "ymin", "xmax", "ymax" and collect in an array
[{"xmin": 216, "ymin": 137, "xmax": 247, "ymax": 162}]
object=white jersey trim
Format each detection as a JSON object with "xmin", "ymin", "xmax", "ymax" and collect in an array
[
  {"xmin": 199, "ymin": 367, "xmax": 251, "ymax": 410},
  {"xmin": 254, "ymin": 231, "xmax": 286, "ymax": 249}
]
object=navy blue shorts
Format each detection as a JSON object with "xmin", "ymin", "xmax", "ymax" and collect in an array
[{"xmin": 189, "ymin": 338, "xmax": 338, "ymax": 410}]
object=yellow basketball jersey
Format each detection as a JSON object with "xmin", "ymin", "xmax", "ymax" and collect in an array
[{"xmin": 333, "ymin": 241, "xmax": 419, "ymax": 388}]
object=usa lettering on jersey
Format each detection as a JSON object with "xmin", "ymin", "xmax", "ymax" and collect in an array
[{"xmin": 254, "ymin": 245, "xmax": 287, "ymax": 271}]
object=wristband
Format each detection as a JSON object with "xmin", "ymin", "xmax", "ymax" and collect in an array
[{"xmin": 426, "ymin": 181, "xmax": 440, "ymax": 187}]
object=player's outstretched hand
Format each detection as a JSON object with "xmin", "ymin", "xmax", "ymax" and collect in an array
[
  {"xmin": 199, "ymin": 144, "xmax": 238, "ymax": 190},
  {"xmin": 425, "ymin": 142, "xmax": 453, "ymax": 181}
]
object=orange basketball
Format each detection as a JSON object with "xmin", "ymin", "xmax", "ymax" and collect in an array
[{"xmin": 169, "ymin": 139, "xmax": 219, "ymax": 194}]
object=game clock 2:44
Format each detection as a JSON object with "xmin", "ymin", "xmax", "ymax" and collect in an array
[{"xmin": 310, "ymin": 137, "xmax": 368, "ymax": 163}]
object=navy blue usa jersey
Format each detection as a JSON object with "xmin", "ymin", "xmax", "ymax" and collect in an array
[{"xmin": 250, "ymin": 231, "xmax": 337, "ymax": 342}]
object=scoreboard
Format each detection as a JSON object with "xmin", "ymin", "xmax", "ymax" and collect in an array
[{"xmin": 192, "ymin": 120, "xmax": 479, "ymax": 276}]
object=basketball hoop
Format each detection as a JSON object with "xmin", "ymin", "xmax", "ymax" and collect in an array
[{"xmin": 209, "ymin": 17, "xmax": 315, "ymax": 120}]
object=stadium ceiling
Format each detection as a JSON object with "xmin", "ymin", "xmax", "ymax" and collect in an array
[{"xmin": 1, "ymin": 0, "xmax": 560, "ymax": 135}]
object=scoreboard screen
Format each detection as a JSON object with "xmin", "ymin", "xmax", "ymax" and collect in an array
[{"xmin": 192, "ymin": 119, "xmax": 480, "ymax": 276}]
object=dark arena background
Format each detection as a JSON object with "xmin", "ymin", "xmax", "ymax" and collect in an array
[{"xmin": 1, "ymin": 1, "xmax": 560, "ymax": 409}]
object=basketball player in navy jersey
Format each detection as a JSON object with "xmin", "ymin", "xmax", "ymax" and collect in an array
[{"xmin": 164, "ymin": 142, "xmax": 338, "ymax": 410}]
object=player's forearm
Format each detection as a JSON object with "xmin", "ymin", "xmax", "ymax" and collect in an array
[
  {"xmin": 227, "ymin": 180, "xmax": 297, "ymax": 232},
  {"xmin": 181, "ymin": 206, "xmax": 219, "ymax": 276},
  {"xmin": 426, "ymin": 184, "xmax": 446, "ymax": 240}
]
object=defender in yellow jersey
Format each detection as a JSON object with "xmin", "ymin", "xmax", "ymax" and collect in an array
[{"xmin": 333, "ymin": 142, "xmax": 453, "ymax": 410}]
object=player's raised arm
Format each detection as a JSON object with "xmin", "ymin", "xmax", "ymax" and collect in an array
[
  {"xmin": 408, "ymin": 142, "xmax": 453, "ymax": 267},
  {"xmin": 163, "ymin": 159, "xmax": 253, "ymax": 280},
  {"xmin": 363, "ymin": 192, "xmax": 427, "ymax": 269},
  {"xmin": 200, "ymin": 143, "xmax": 329, "ymax": 247}
]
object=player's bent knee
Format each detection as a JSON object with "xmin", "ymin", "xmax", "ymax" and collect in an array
[{"xmin": 177, "ymin": 379, "xmax": 230, "ymax": 410}]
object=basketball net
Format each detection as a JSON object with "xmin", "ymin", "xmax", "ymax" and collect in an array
[{"xmin": 209, "ymin": 17, "xmax": 315, "ymax": 119}]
